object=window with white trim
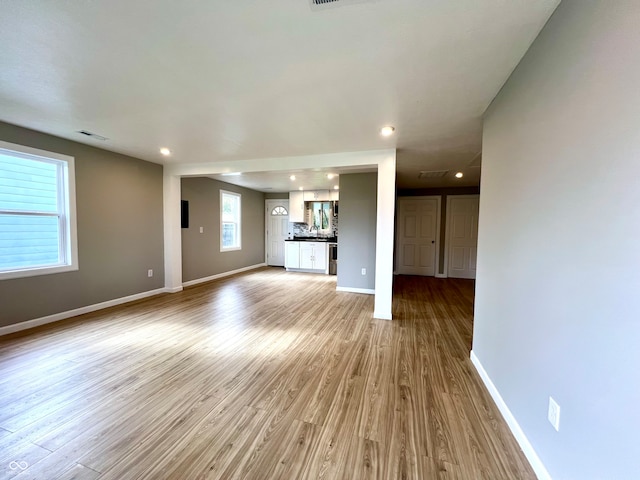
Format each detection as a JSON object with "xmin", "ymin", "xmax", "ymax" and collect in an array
[
  {"xmin": 0, "ymin": 141, "xmax": 78, "ymax": 280},
  {"xmin": 220, "ymin": 190, "xmax": 241, "ymax": 251}
]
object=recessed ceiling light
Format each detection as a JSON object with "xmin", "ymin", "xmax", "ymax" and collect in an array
[
  {"xmin": 290, "ymin": 175, "xmax": 296, "ymax": 181},
  {"xmin": 380, "ymin": 126, "xmax": 395, "ymax": 137},
  {"xmin": 455, "ymin": 172, "xmax": 464, "ymax": 178},
  {"xmin": 334, "ymin": 185, "xmax": 339, "ymax": 190},
  {"xmin": 221, "ymin": 172, "xmax": 242, "ymax": 177},
  {"xmin": 299, "ymin": 186, "xmax": 304, "ymax": 191},
  {"xmin": 327, "ymin": 173, "xmax": 335, "ymax": 180},
  {"xmin": 160, "ymin": 147, "xmax": 171, "ymax": 156}
]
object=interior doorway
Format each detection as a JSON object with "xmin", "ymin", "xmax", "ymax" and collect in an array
[
  {"xmin": 395, "ymin": 196, "xmax": 441, "ymax": 276},
  {"xmin": 265, "ymin": 199, "xmax": 290, "ymax": 266},
  {"xmin": 445, "ymin": 194, "xmax": 479, "ymax": 279}
]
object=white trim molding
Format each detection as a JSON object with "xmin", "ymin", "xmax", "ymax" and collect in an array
[
  {"xmin": 373, "ymin": 311, "xmax": 392, "ymax": 321},
  {"xmin": 0, "ymin": 287, "xmax": 170, "ymax": 337},
  {"xmin": 470, "ymin": 350, "xmax": 552, "ymax": 480},
  {"xmin": 182, "ymin": 263, "xmax": 266, "ymax": 287},
  {"xmin": 336, "ymin": 286, "xmax": 375, "ymax": 295}
]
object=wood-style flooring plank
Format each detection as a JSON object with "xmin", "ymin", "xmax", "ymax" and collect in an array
[{"xmin": 0, "ymin": 269, "xmax": 535, "ymax": 480}]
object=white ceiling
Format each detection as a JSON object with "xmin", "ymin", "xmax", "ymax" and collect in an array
[
  {"xmin": 209, "ymin": 164, "xmax": 376, "ymax": 193},
  {"xmin": 0, "ymin": 0, "xmax": 560, "ymax": 190}
]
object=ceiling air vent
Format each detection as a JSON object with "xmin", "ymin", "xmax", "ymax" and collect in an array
[
  {"xmin": 309, "ymin": 0, "xmax": 375, "ymax": 11},
  {"xmin": 418, "ymin": 170, "xmax": 448, "ymax": 179},
  {"xmin": 77, "ymin": 130, "xmax": 108, "ymax": 141}
]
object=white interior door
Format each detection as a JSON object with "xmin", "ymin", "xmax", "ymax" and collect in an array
[
  {"xmin": 396, "ymin": 196, "xmax": 440, "ymax": 276},
  {"xmin": 446, "ymin": 195, "xmax": 479, "ymax": 279},
  {"xmin": 266, "ymin": 200, "xmax": 290, "ymax": 266}
]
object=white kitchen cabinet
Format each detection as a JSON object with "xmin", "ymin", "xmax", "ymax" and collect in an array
[
  {"xmin": 299, "ymin": 242, "xmax": 327, "ymax": 271},
  {"xmin": 285, "ymin": 241, "xmax": 328, "ymax": 273},
  {"xmin": 330, "ymin": 190, "xmax": 339, "ymax": 201},
  {"xmin": 299, "ymin": 242, "xmax": 314, "ymax": 269},
  {"xmin": 289, "ymin": 191, "xmax": 305, "ymax": 222},
  {"xmin": 285, "ymin": 241, "xmax": 300, "ymax": 269},
  {"xmin": 313, "ymin": 242, "xmax": 327, "ymax": 268},
  {"xmin": 303, "ymin": 190, "xmax": 330, "ymax": 201}
]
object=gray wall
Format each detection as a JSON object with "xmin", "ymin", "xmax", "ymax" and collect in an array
[
  {"xmin": 264, "ymin": 192, "xmax": 288, "ymax": 199},
  {"xmin": 474, "ymin": 1, "xmax": 640, "ymax": 478},
  {"xmin": 398, "ymin": 187, "xmax": 480, "ymax": 274},
  {"xmin": 181, "ymin": 177, "xmax": 265, "ymax": 282},
  {"xmin": 337, "ymin": 173, "xmax": 377, "ymax": 290},
  {"xmin": 0, "ymin": 121, "xmax": 164, "ymax": 328}
]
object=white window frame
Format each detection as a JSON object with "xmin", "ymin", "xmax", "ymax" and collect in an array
[
  {"xmin": 0, "ymin": 140, "xmax": 78, "ymax": 280},
  {"xmin": 220, "ymin": 190, "xmax": 241, "ymax": 252}
]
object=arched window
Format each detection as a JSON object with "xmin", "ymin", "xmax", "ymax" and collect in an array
[{"xmin": 271, "ymin": 206, "xmax": 288, "ymax": 216}]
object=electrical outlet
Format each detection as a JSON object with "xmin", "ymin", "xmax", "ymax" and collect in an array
[
  {"xmin": 548, "ymin": 396, "xmax": 561, "ymax": 431},
  {"xmin": 199, "ymin": 226, "xmax": 204, "ymax": 233},
  {"xmin": 147, "ymin": 269, "xmax": 153, "ymax": 278},
  {"xmin": 361, "ymin": 268, "xmax": 366, "ymax": 275}
]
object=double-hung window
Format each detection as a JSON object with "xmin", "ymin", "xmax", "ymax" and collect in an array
[
  {"xmin": 0, "ymin": 141, "xmax": 78, "ymax": 280},
  {"xmin": 220, "ymin": 190, "xmax": 241, "ymax": 251}
]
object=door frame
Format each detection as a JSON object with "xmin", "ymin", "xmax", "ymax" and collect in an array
[
  {"xmin": 443, "ymin": 194, "xmax": 480, "ymax": 278},
  {"xmin": 394, "ymin": 195, "xmax": 442, "ymax": 277},
  {"xmin": 265, "ymin": 198, "xmax": 290, "ymax": 265}
]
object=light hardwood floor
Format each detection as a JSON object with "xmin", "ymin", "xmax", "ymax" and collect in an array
[{"xmin": 0, "ymin": 268, "xmax": 535, "ymax": 479}]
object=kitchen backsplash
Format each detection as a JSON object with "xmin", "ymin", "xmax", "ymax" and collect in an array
[{"xmin": 292, "ymin": 213, "xmax": 338, "ymax": 237}]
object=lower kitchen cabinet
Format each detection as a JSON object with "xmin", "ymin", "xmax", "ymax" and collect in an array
[
  {"xmin": 285, "ymin": 241, "xmax": 300, "ymax": 269},
  {"xmin": 285, "ymin": 241, "xmax": 328, "ymax": 273}
]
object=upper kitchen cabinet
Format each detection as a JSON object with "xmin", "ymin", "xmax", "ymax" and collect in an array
[
  {"xmin": 303, "ymin": 190, "xmax": 330, "ymax": 201},
  {"xmin": 289, "ymin": 191, "xmax": 305, "ymax": 222},
  {"xmin": 330, "ymin": 190, "xmax": 339, "ymax": 201}
]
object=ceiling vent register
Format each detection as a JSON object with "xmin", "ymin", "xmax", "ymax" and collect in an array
[
  {"xmin": 418, "ymin": 170, "xmax": 449, "ymax": 179},
  {"xmin": 309, "ymin": 0, "xmax": 375, "ymax": 10},
  {"xmin": 77, "ymin": 130, "xmax": 108, "ymax": 141}
]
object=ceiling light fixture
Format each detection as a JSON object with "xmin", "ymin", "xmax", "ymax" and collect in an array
[
  {"xmin": 290, "ymin": 175, "xmax": 296, "ymax": 181},
  {"xmin": 327, "ymin": 173, "xmax": 335, "ymax": 180},
  {"xmin": 380, "ymin": 125, "xmax": 395, "ymax": 137},
  {"xmin": 299, "ymin": 186, "xmax": 304, "ymax": 191},
  {"xmin": 334, "ymin": 185, "xmax": 339, "ymax": 190},
  {"xmin": 160, "ymin": 147, "xmax": 171, "ymax": 156},
  {"xmin": 455, "ymin": 172, "xmax": 464, "ymax": 178}
]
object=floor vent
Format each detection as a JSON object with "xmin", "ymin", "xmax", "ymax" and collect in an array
[{"xmin": 418, "ymin": 170, "xmax": 449, "ymax": 179}]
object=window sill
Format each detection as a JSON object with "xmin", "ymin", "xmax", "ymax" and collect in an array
[
  {"xmin": 220, "ymin": 247, "xmax": 242, "ymax": 253},
  {"xmin": 0, "ymin": 263, "xmax": 78, "ymax": 281}
]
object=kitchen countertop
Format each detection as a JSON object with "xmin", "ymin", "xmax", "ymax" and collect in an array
[{"xmin": 286, "ymin": 237, "xmax": 337, "ymax": 242}]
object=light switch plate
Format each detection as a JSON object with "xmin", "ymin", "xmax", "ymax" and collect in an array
[{"xmin": 548, "ymin": 396, "xmax": 560, "ymax": 431}]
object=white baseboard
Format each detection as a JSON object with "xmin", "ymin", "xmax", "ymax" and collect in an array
[
  {"xmin": 336, "ymin": 286, "xmax": 375, "ymax": 295},
  {"xmin": 470, "ymin": 350, "xmax": 551, "ymax": 480},
  {"xmin": 182, "ymin": 263, "xmax": 266, "ymax": 287},
  {"xmin": 164, "ymin": 286, "xmax": 184, "ymax": 293},
  {"xmin": 373, "ymin": 311, "xmax": 392, "ymax": 321},
  {"xmin": 0, "ymin": 287, "xmax": 170, "ymax": 337},
  {"xmin": 435, "ymin": 273, "xmax": 447, "ymax": 278}
]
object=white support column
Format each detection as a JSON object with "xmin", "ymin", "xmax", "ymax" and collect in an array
[
  {"xmin": 373, "ymin": 152, "xmax": 396, "ymax": 320},
  {"xmin": 163, "ymin": 172, "xmax": 183, "ymax": 292}
]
